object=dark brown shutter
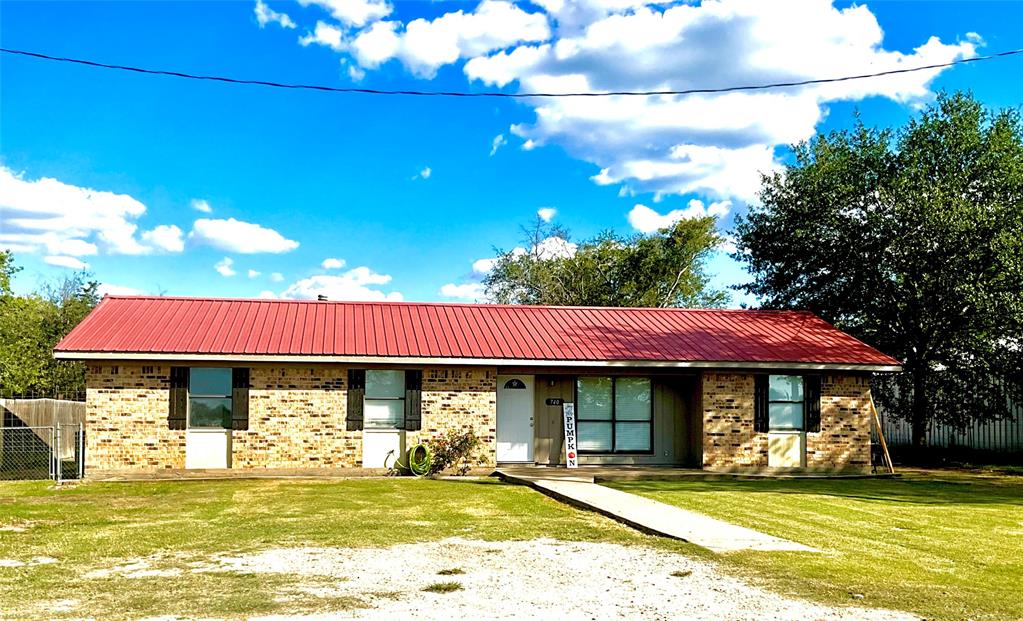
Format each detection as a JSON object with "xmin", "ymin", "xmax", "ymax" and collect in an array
[
  {"xmin": 804, "ymin": 374, "xmax": 822, "ymax": 432},
  {"xmin": 169, "ymin": 367, "xmax": 188, "ymax": 430},
  {"xmin": 347, "ymin": 369, "xmax": 365, "ymax": 431},
  {"xmin": 405, "ymin": 370, "xmax": 423, "ymax": 431},
  {"xmin": 753, "ymin": 374, "xmax": 769, "ymax": 433},
  {"xmin": 231, "ymin": 368, "xmax": 250, "ymax": 431}
]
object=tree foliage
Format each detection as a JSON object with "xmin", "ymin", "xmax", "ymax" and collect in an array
[
  {"xmin": 735, "ymin": 92, "xmax": 1023, "ymax": 445},
  {"xmin": 483, "ymin": 217, "xmax": 727, "ymax": 308},
  {"xmin": 0, "ymin": 251, "xmax": 100, "ymax": 397}
]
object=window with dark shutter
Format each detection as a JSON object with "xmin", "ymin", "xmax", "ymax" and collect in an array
[
  {"xmin": 347, "ymin": 369, "xmax": 365, "ymax": 431},
  {"xmin": 169, "ymin": 367, "xmax": 188, "ymax": 430},
  {"xmin": 753, "ymin": 374, "xmax": 769, "ymax": 433},
  {"xmin": 405, "ymin": 370, "xmax": 423, "ymax": 431},
  {"xmin": 804, "ymin": 374, "xmax": 822, "ymax": 432},
  {"xmin": 232, "ymin": 368, "xmax": 250, "ymax": 431}
]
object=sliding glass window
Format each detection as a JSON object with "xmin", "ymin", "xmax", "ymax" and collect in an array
[{"xmin": 576, "ymin": 377, "xmax": 652, "ymax": 453}]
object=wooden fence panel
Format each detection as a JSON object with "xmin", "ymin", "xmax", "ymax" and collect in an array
[{"xmin": 0, "ymin": 398, "xmax": 85, "ymax": 459}]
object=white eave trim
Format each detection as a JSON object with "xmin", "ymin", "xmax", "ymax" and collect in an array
[{"xmin": 53, "ymin": 350, "xmax": 903, "ymax": 373}]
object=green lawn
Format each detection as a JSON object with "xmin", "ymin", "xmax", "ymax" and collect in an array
[
  {"xmin": 607, "ymin": 470, "xmax": 1023, "ymax": 621},
  {"xmin": 0, "ymin": 477, "xmax": 691, "ymax": 620}
]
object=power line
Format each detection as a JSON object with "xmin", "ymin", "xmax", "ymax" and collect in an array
[{"xmin": 2, "ymin": 46, "xmax": 1021, "ymax": 98}]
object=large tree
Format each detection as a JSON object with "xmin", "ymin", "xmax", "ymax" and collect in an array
[
  {"xmin": 0, "ymin": 251, "xmax": 100, "ymax": 397},
  {"xmin": 483, "ymin": 217, "xmax": 727, "ymax": 308},
  {"xmin": 735, "ymin": 92, "xmax": 1023, "ymax": 446}
]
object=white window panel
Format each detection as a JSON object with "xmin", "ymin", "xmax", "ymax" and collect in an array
[{"xmin": 365, "ymin": 399, "xmax": 404, "ymax": 429}]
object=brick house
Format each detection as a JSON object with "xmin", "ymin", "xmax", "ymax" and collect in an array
[{"xmin": 54, "ymin": 296, "xmax": 901, "ymax": 475}]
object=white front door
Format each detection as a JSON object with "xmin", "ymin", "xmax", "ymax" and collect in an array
[
  {"xmin": 185, "ymin": 429, "xmax": 231, "ymax": 469},
  {"xmin": 497, "ymin": 375, "xmax": 535, "ymax": 463}
]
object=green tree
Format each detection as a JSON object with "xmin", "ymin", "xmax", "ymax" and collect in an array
[
  {"xmin": 483, "ymin": 216, "xmax": 727, "ymax": 308},
  {"xmin": 735, "ymin": 92, "xmax": 1023, "ymax": 446},
  {"xmin": 0, "ymin": 253, "xmax": 99, "ymax": 397}
]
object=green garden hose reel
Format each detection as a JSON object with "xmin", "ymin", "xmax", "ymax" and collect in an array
[{"xmin": 385, "ymin": 443, "xmax": 432, "ymax": 476}]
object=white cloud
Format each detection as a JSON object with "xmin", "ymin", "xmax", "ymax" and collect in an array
[
  {"xmin": 279, "ymin": 266, "xmax": 403, "ymax": 301},
  {"xmin": 490, "ymin": 133, "xmax": 508, "ymax": 156},
  {"xmin": 413, "ymin": 166, "xmax": 432, "ymax": 180},
  {"xmin": 298, "ymin": 0, "xmax": 392, "ymax": 28},
  {"xmin": 215, "ymin": 257, "xmax": 237, "ymax": 277},
  {"xmin": 439, "ymin": 282, "xmax": 487, "ymax": 301},
  {"xmin": 141, "ymin": 224, "xmax": 185, "ymax": 252},
  {"xmin": 627, "ymin": 199, "xmax": 732, "ymax": 233},
  {"xmin": 467, "ymin": 1, "xmax": 977, "ymax": 201},
  {"xmin": 191, "ymin": 199, "xmax": 213, "ymax": 213},
  {"xmin": 190, "ymin": 218, "xmax": 299, "ymax": 253},
  {"xmin": 97, "ymin": 283, "xmax": 147, "ymax": 297},
  {"xmin": 347, "ymin": 63, "xmax": 366, "ymax": 81},
  {"xmin": 258, "ymin": 290, "xmax": 279, "ymax": 299},
  {"xmin": 344, "ymin": 0, "xmax": 550, "ymax": 78},
  {"xmin": 0, "ymin": 165, "xmax": 172, "ymax": 256},
  {"xmin": 534, "ymin": 235, "xmax": 577, "ymax": 259},
  {"xmin": 43, "ymin": 255, "xmax": 89, "ymax": 270},
  {"xmin": 272, "ymin": 0, "xmax": 976, "ymax": 201},
  {"xmin": 300, "ymin": 21, "xmax": 346, "ymax": 50},
  {"xmin": 321, "ymin": 257, "xmax": 346, "ymax": 269},
  {"xmin": 248, "ymin": 269, "xmax": 262, "ymax": 278},
  {"xmin": 270, "ymin": 272, "xmax": 285, "ymax": 282},
  {"xmin": 255, "ymin": 0, "xmax": 297, "ymax": 29},
  {"xmin": 537, "ymin": 207, "xmax": 557, "ymax": 222}
]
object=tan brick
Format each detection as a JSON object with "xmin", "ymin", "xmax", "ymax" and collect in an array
[
  {"xmin": 701, "ymin": 372, "xmax": 873, "ymax": 472},
  {"xmin": 86, "ymin": 363, "xmax": 497, "ymax": 471}
]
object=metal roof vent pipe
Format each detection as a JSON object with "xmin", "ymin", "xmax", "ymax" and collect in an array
[{"xmin": 317, "ymin": 295, "xmax": 328, "ymax": 302}]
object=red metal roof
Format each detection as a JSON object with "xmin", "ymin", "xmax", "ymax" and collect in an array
[{"xmin": 54, "ymin": 296, "xmax": 901, "ymax": 368}]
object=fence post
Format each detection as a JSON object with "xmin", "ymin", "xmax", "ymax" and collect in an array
[
  {"xmin": 79, "ymin": 422, "xmax": 85, "ymax": 480},
  {"xmin": 49, "ymin": 426, "xmax": 56, "ymax": 480},
  {"xmin": 55, "ymin": 423, "xmax": 62, "ymax": 484}
]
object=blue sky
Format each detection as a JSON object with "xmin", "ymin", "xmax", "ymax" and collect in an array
[{"xmin": 1, "ymin": 0, "xmax": 1020, "ymax": 306}]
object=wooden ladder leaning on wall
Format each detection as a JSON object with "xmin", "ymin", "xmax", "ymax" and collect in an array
[{"xmin": 869, "ymin": 393, "xmax": 896, "ymax": 474}]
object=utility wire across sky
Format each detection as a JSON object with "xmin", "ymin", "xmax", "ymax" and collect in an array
[{"xmin": 2, "ymin": 46, "xmax": 1022, "ymax": 98}]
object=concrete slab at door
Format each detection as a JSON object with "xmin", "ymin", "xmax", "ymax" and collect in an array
[
  {"xmin": 497, "ymin": 375, "xmax": 535, "ymax": 463},
  {"xmin": 185, "ymin": 430, "xmax": 231, "ymax": 469}
]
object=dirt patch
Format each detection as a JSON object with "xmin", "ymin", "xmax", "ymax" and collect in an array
[{"xmin": 197, "ymin": 538, "xmax": 919, "ymax": 621}]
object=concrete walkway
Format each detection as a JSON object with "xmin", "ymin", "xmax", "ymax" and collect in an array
[{"xmin": 498, "ymin": 470, "xmax": 816, "ymax": 554}]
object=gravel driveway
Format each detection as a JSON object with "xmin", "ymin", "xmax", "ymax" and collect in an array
[{"xmin": 191, "ymin": 538, "xmax": 918, "ymax": 621}]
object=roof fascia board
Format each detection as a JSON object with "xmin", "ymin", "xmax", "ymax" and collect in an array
[{"xmin": 54, "ymin": 351, "xmax": 902, "ymax": 372}]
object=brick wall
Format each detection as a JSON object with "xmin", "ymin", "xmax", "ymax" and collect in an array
[
  {"xmin": 85, "ymin": 363, "xmax": 497, "ymax": 472},
  {"xmin": 409, "ymin": 368, "xmax": 497, "ymax": 466},
  {"xmin": 806, "ymin": 374, "xmax": 872, "ymax": 469},
  {"xmin": 701, "ymin": 372, "xmax": 768, "ymax": 469},
  {"xmin": 701, "ymin": 371, "xmax": 873, "ymax": 472},
  {"xmin": 85, "ymin": 364, "xmax": 185, "ymax": 470}
]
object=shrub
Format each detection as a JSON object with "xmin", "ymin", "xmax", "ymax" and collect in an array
[{"xmin": 426, "ymin": 429, "xmax": 484, "ymax": 475}]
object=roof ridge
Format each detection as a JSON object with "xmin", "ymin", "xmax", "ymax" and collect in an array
[{"xmin": 100, "ymin": 295, "xmax": 811, "ymax": 314}]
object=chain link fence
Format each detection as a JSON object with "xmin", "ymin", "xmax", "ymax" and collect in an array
[{"xmin": 1, "ymin": 397, "xmax": 85, "ymax": 481}]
